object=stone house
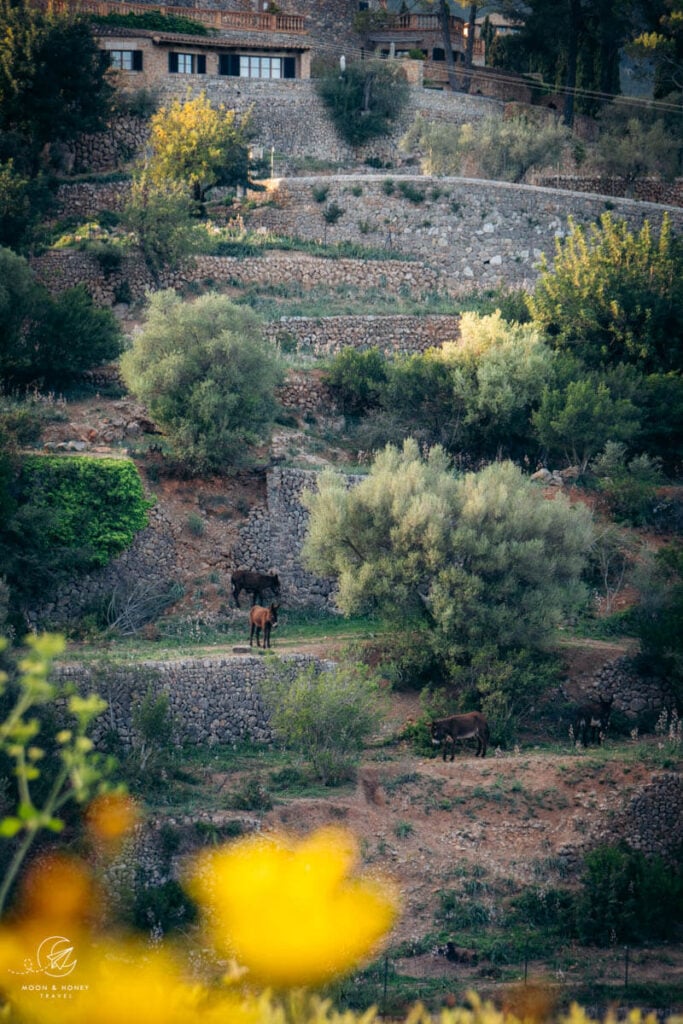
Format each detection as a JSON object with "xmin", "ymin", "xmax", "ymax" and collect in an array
[{"xmin": 96, "ymin": 19, "xmax": 311, "ymax": 88}]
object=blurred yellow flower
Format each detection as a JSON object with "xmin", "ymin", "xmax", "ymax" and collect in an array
[
  {"xmin": 0, "ymin": 936, "xmax": 261, "ymax": 1024},
  {"xmin": 189, "ymin": 827, "xmax": 398, "ymax": 988},
  {"xmin": 17, "ymin": 853, "xmax": 100, "ymax": 930},
  {"xmin": 85, "ymin": 792, "xmax": 139, "ymax": 847}
]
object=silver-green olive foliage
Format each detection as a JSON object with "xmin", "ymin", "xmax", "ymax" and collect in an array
[
  {"xmin": 120, "ymin": 290, "xmax": 283, "ymax": 473},
  {"xmin": 302, "ymin": 440, "xmax": 593, "ymax": 657}
]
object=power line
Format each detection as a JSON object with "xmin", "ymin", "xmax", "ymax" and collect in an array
[{"xmin": 310, "ymin": 38, "xmax": 682, "ymax": 117}]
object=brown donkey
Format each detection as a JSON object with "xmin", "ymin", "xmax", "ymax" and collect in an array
[
  {"xmin": 430, "ymin": 712, "xmax": 490, "ymax": 760},
  {"xmin": 249, "ymin": 603, "xmax": 279, "ymax": 649}
]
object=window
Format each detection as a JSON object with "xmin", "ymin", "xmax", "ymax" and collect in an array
[
  {"xmin": 241, "ymin": 55, "xmax": 280, "ymax": 78},
  {"xmin": 219, "ymin": 54, "xmax": 295, "ymax": 79},
  {"xmin": 107, "ymin": 49, "xmax": 143, "ymax": 71},
  {"xmin": 168, "ymin": 52, "xmax": 206, "ymax": 74}
]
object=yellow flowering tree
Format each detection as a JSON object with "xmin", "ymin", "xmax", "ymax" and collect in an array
[{"xmin": 146, "ymin": 92, "xmax": 253, "ymax": 209}]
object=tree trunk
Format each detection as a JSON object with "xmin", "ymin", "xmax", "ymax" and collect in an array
[
  {"xmin": 462, "ymin": 2, "xmax": 477, "ymax": 93},
  {"xmin": 438, "ymin": 0, "xmax": 459, "ymax": 91},
  {"xmin": 563, "ymin": 0, "xmax": 581, "ymax": 126}
]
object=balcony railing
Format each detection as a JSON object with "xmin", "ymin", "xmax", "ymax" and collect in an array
[
  {"xmin": 49, "ymin": 0, "xmax": 306, "ymax": 34},
  {"xmin": 366, "ymin": 12, "xmax": 484, "ymax": 55}
]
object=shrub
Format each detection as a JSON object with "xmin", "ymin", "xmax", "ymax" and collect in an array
[
  {"xmin": 590, "ymin": 441, "xmax": 664, "ymax": 525},
  {"xmin": 397, "ymin": 181, "xmax": 425, "ymax": 204},
  {"xmin": 0, "ymin": 247, "xmax": 123, "ymax": 387},
  {"xmin": 259, "ymin": 662, "xmax": 385, "ymax": 786},
  {"xmin": 120, "ymin": 290, "xmax": 284, "ymax": 474},
  {"xmin": 316, "ymin": 60, "xmax": 408, "ymax": 146},
  {"xmin": 227, "ymin": 777, "xmax": 273, "ymax": 811},
  {"xmin": 400, "ymin": 113, "xmax": 569, "ymax": 181},
  {"xmin": 528, "ymin": 213, "xmax": 683, "ymax": 374},
  {"xmin": 130, "ymin": 881, "xmax": 198, "ymax": 936},
  {"xmin": 576, "ymin": 843, "xmax": 683, "ymax": 944},
  {"xmin": 322, "ymin": 201, "xmax": 344, "ymax": 225},
  {"xmin": 323, "ymin": 347, "xmax": 388, "ymax": 417},
  {"xmin": 93, "ymin": 10, "xmax": 208, "ymax": 35},
  {"xmin": 18, "ymin": 456, "xmax": 152, "ymax": 567}
]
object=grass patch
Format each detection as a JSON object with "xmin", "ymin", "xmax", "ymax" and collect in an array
[{"xmin": 231, "ymin": 281, "xmax": 480, "ymax": 319}]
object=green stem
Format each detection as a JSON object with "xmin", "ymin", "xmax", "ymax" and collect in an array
[
  {"xmin": 0, "ymin": 826, "xmax": 38, "ymax": 918},
  {"xmin": 0, "ymin": 763, "xmax": 71, "ymax": 920}
]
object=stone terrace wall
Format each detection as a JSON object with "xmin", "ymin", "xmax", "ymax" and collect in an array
[
  {"xmin": 534, "ymin": 175, "xmax": 683, "ymax": 208},
  {"xmin": 264, "ymin": 313, "xmax": 462, "ymax": 356},
  {"xmin": 246, "ymin": 176, "xmax": 683, "ymax": 290},
  {"xmin": 152, "ymin": 79, "xmax": 501, "ymax": 170},
  {"xmin": 34, "ymin": 176, "xmax": 683, "ymax": 299},
  {"xmin": 27, "ymin": 505, "xmax": 179, "ymax": 632},
  {"xmin": 72, "ymin": 115, "xmax": 149, "ymax": 175},
  {"xmin": 233, "ymin": 467, "xmax": 354, "ymax": 610},
  {"xmin": 585, "ymin": 656, "xmax": 676, "ymax": 721},
  {"xmin": 54, "ymin": 178, "xmax": 132, "ymax": 219},
  {"xmin": 30, "ymin": 249, "xmax": 458, "ymax": 304},
  {"xmin": 59, "ymin": 81, "xmax": 502, "ymax": 180},
  {"xmin": 615, "ymin": 771, "xmax": 683, "ymax": 862},
  {"xmin": 55, "ymin": 653, "xmax": 333, "ymax": 747}
]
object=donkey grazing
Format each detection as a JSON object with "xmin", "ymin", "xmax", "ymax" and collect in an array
[
  {"xmin": 573, "ymin": 696, "xmax": 613, "ymax": 746},
  {"xmin": 431, "ymin": 712, "xmax": 490, "ymax": 760},
  {"xmin": 232, "ymin": 570, "xmax": 280, "ymax": 609},
  {"xmin": 249, "ymin": 603, "xmax": 279, "ymax": 649}
]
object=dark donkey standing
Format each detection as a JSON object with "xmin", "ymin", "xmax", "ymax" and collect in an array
[
  {"xmin": 249, "ymin": 603, "xmax": 279, "ymax": 649},
  {"xmin": 573, "ymin": 696, "xmax": 614, "ymax": 746},
  {"xmin": 431, "ymin": 712, "xmax": 490, "ymax": 760},
  {"xmin": 231, "ymin": 570, "xmax": 280, "ymax": 609}
]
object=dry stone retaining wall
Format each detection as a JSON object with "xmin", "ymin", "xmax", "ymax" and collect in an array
[
  {"xmin": 246, "ymin": 176, "xmax": 683, "ymax": 290},
  {"xmin": 67, "ymin": 80, "xmax": 501, "ymax": 174},
  {"xmin": 534, "ymin": 175, "xmax": 683, "ymax": 208},
  {"xmin": 233, "ymin": 467, "xmax": 352, "ymax": 610},
  {"xmin": 30, "ymin": 249, "xmax": 457, "ymax": 304},
  {"xmin": 55, "ymin": 652, "xmax": 334, "ymax": 747},
  {"xmin": 265, "ymin": 313, "xmax": 461, "ymax": 356},
  {"xmin": 26, "ymin": 504, "xmax": 179, "ymax": 632},
  {"xmin": 34, "ymin": 176, "xmax": 683, "ymax": 299},
  {"xmin": 584, "ymin": 656, "xmax": 675, "ymax": 721}
]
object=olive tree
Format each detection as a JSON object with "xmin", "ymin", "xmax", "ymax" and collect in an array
[
  {"xmin": 303, "ymin": 440, "xmax": 593, "ymax": 662},
  {"xmin": 120, "ymin": 291, "xmax": 284, "ymax": 474}
]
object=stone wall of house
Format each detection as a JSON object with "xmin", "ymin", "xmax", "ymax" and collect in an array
[{"xmin": 264, "ymin": 313, "xmax": 462, "ymax": 356}]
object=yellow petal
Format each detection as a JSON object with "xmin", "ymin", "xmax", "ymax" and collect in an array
[{"xmin": 190, "ymin": 828, "xmax": 398, "ymax": 987}]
